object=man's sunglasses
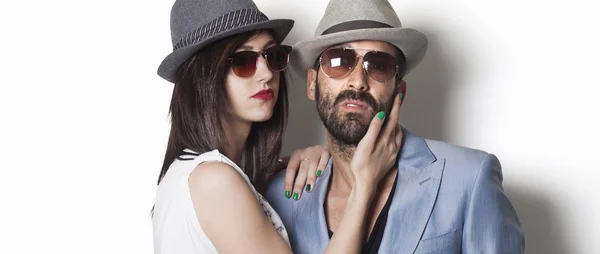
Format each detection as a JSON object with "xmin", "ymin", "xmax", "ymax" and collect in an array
[
  {"xmin": 228, "ymin": 45, "xmax": 292, "ymax": 78},
  {"xmin": 319, "ymin": 47, "xmax": 405, "ymax": 83}
]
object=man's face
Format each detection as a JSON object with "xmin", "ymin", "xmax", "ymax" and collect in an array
[{"xmin": 307, "ymin": 40, "xmax": 405, "ymax": 146}]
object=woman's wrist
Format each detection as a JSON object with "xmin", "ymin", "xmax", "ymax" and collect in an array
[{"xmin": 351, "ymin": 178, "xmax": 376, "ymax": 200}]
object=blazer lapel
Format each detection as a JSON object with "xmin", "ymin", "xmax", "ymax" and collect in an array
[{"xmin": 379, "ymin": 129, "xmax": 446, "ymax": 254}]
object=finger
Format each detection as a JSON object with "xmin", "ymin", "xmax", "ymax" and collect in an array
[
  {"xmin": 315, "ymin": 147, "xmax": 330, "ymax": 178},
  {"xmin": 381, "ymin": 93, "xmax": 402, "ymax": 140},
  {"xmin": 292, "ymin": 157, "xmax": 310, "ymax": 200},
  {"xmin": 283, "ymin": 150, "xmax": 301, "ymax": 199},
  {"xmin": 357, "ymin": 110, "xmax": 387, "ymax": 151},
  {"xmin": 395, "ymin": 123, "xmax": 403, "ymax": 148},
  {"xmin": 304, "ymin": 153, "xmax": 319, "ymax": 193}
]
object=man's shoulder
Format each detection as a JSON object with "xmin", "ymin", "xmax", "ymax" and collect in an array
[
  {"xmin": 420, "ymin": 137, "xmax": 499, "ymax": 181},
  {"xmin": 424, "ymin": 138, "xmax": 490, "ymax": 163},
  {"xmin": 403, "ymin": 129, "xmax": 492, "ymax": 168},
  {"xmin": 418, "ymin": 136, "xmax": 502, "ymax": 188},
  {"xmin": 267, "ymin": 170, "xmax": 286, "ymax": 196},
  {"xmin": 265, "ymin": 170, "xmax": 294, "ymax": 213}
]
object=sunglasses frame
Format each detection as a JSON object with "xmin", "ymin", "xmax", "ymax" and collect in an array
[
  {"xmin": 228, "ymin": 45, "xmax": 292, "ymax": 78},
  {"xmin": 319, "ymin": 47, "xmax": 400, "ymax": 83}
]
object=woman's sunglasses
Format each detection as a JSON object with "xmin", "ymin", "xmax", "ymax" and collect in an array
[
  {"xmin": 319, "ymin": 47, "xmax": 404, "ymax": 83},
  {"xmin": 229, "ymin": 45, "xmax": 292, "ymax": 78}
]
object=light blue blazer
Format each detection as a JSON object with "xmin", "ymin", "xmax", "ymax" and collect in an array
[{"xmin": 266, "ymin": 129, "xmax": 525, "ymax": 253}]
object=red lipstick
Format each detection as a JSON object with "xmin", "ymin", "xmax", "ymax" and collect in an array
[{"xmin": 251, "ymin": 89, "xmax": 274, "ymax": 101}]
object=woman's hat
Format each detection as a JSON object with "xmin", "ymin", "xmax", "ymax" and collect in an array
[{"xmin": 158, "ymin": 0, "xmax": 294, "ymax": 83}]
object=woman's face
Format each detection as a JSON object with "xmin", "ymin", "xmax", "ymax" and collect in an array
[{"xmin": 225, "ymin": 31, "xmax": 281, "ymax": 123}]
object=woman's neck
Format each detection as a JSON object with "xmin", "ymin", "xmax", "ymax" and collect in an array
[{"xmin": 221, "ymin": 115, "xmax": 252, "ymax": 165}]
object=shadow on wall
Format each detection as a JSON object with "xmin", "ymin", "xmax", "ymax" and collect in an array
[
  {"xmin": 504, "ymin": 184, "xmax": 571, "ymax": 254},
  {"xmin": 400, "ymin": 27, "xmax": 456, "ymax": 142}
]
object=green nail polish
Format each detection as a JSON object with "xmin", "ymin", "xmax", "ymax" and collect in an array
[
  {"xmin": 377, "ymin": 111, "xmax": 385, "ymax": 120},
  {"xmin": 306, "ymin": 184, "xmax": 312, "ymax": 192},
  {"xmin": 316, "ymin": 169, "xmax": 322, "ymax": 177},
  {"xmin": 285, "ymin": 190, "xmax": 291, "ymax": 199},
  {"xmin": 293, "ymin": 192, "xmax": 299, "ymax": 200},
  {"xmin": 399, "ymin": 93, "xmax": 403, "ymax": 100}
]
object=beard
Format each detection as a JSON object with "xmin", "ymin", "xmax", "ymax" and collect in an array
[{"xmin": 315, "ymin": 79, "xmax": 396, "ymax": 151}]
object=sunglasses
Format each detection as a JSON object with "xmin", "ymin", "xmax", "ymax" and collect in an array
[
  {"xmin": 319, "ymin": 47, "xmax": 404, "ymax": 83},
  {"xmin": 228, "ymin": 45, "xmax": 292, "ymax": 78}
]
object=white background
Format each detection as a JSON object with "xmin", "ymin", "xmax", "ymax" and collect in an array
[{"xmin": 0, "ymin": 0, "xmax": 598, "ymax": 253}]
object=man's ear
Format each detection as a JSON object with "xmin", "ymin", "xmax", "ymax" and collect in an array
[{"xmin": 307, "ymin": 68, "xmax": 317, "ymax": 101}]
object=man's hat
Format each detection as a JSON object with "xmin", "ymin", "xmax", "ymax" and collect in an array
[{"xmin": 289, "ymin": 0, "xmax": 427, "ymax": 85}]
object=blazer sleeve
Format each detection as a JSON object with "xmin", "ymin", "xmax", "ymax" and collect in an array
[{"xmin": 462, "ymin": 153, "xmax": 525, "ymax": 253}]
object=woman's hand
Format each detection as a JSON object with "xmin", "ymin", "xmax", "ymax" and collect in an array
[
  {"xmin": 350, "ymin": 93, "xmax": 403, "ymax": 193},
  {"xmin": 281, "ymin": 145, "xmax": 330, "ymax": 200}
]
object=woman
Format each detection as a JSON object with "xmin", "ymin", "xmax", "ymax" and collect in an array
[{"xmin": 153, "ymin": 0, "xmax": 403, "ymax": 253}]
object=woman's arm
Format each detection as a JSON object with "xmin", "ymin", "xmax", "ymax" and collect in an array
[
  {"xmin": 189, "ymin": 94, "xmax": 402, "ymax": 254},
  {"xmin": 324, "ymin": 183, "xmax": 375, "ymax": 253},
  {"xmin": 189, "ymin": 161, "xmax": 292, "ymax": 254},
  {"xmin": 324, "ymin": 93, "xmax": 404, "ymax": 253}
]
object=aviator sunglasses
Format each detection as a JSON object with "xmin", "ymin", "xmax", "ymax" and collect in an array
[
  {"xmin": 319, "ymin": 47, "xmax": 406, "ymax": 83},
  {"xmin": 228, "ymin": 45, "xmax": 292, "ymax": 77}
]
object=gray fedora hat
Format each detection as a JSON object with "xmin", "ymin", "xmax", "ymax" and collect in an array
[
  {"xmin": 289, "ymin": 0, "xmax": 428, "ymax": 85},
  {"xmin": 158, "ymin": 0, "xmax": 294, "ymax": 83}
]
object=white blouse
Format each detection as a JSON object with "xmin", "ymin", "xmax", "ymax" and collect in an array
[{"xmin": 153, "ymin": 149, "xmax": 289, "ymax": 253}]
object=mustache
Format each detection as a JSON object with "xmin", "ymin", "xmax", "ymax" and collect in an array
[{"xmin": 333, "ymin": 90, "xmax": 377, "ymax": 110}]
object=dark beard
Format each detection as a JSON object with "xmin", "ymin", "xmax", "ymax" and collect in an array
[{"xmin": 315, "ymin": 79, "xmax": 396, "ymax": 159}]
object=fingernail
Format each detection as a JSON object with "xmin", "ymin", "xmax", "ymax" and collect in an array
[
  {"xmin": 377, "ymin": 111, "xmax": 385, "ymax": 120},
  {"xmin": 293, "ymin": 192, "xmax": 299, "ymax": 200},
  {"xmin": 316, "ymin": 169, "xmax": 322, "ymax": 177},
  {"xmin": 399, "ymin": 93, "xmax": 403, "ymax": 100},
  {"xmin": 306, "ymin": 184, "xmax": 312, "ymax": 192},
  {"xmin": 285, "ymin": 190, "xmax": 291, "ymax": 199}
]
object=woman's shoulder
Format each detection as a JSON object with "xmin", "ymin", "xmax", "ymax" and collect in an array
[
  {"xmin": 187, "ymin": 149, "xmax": 258, "ymax": 207},
  {"xmin": 189, "ymin": 160, "xmax": 248, "ymax": 193},
  {"xmin": 188, "ymin": 159, "xmax": 266, "ymax": 225}
]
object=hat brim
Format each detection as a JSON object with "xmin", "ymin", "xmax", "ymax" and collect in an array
[
  {"xmin": 288, "ymin": 27, "xmax": 428, "ymax": 86},
  {"xmin": 158, "ymin": 19, "xmax": 294, "ymax": 83}
]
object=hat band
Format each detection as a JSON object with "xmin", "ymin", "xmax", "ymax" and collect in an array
[
  {"xmin": 173, "ymin": 8, "xmax": 268, "ymax": 51},
  {"xmin": 321, "ymin": 20, "xmax": 392, "ymax": 35}
]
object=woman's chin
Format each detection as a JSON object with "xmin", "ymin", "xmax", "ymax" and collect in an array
[{"xmin": 245, "ymin": 110, "xmax": 274, "ymax": 122}]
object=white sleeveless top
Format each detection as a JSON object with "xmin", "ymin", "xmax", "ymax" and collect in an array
[{"xmin": 153, "ymin": 149, "xmax": 289, "ymax": 253}]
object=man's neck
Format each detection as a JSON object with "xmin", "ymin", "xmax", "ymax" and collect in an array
[
  {"xmin": 327, "ymin": 134, "xmax": 357, "ymax": 194},
  {"xmin": 326, "ymin": 133, "xmax": 398, "ymax": 195},
  {"xmin": 325, "ymin": 132, "xmax": 399, "ymax": 235}
]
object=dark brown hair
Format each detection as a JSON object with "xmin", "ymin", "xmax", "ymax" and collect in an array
[{"xmin": 157, "ymin": 30, "xmax": 288, "ymax": 193}]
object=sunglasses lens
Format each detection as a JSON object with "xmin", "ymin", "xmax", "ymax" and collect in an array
[
  {"xmin": 363, "ymin": 51, "xmax": 397, "ymax": 82},
  {"xmin": 321, "ymin": 48, "xmax": 357, "ymax": 78},
  {"xmin": 265, "ymin": 45, "xmax": 291, "ymax": 71},
  {"xmin": 231, "ymin": 51, "xmax": 258, "ymax": 77}
]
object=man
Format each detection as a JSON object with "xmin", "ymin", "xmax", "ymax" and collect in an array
[{"xmin": 266, "ymin": 0, "xmax": 525, "ymax": 253}]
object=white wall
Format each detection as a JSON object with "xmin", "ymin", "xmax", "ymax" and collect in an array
[{"xmin": 0, "ymin": 0, "xmax": 598, "ymax": 253}]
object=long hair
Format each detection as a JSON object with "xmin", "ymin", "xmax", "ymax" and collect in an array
[{"xmin": 158, "ymin": 30, "xmax": 288, "ymax": 193}]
